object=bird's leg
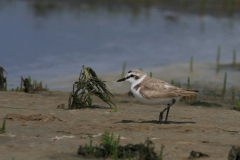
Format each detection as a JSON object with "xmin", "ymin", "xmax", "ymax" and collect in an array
[
  {"xmin": 165, "ymin": 107, "xmax": 170, "ymax": 123},
  {"xmin": 159, "ymin": 103, "xmax": 171, "ymax": 123},
  {"xmin": 164, "ymin": 99, "xmax": 176, "ymax": 123},
  {"xmin": 159, "ymin": 111, "xmax": 163, "ymax": 123}
]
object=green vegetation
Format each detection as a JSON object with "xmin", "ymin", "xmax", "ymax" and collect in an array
[
  {"xmin": 237, "ymin": 95, "xmax": 240, "ymax": 109},
  {"xmin": 231, "ymin": 94, "xmax": 240, "ymax": 111},
  {"xmin": 237, "ymin": 100, "xmax": 240, "ymax": 109},
  {"xmin": 190, "ymin": 56, "xmax": 193, "ymax": 72},
  {"xmin": 178, "ymin": 82, "xmax": 181, "ymax": 88},
  {"xmin": 79, "ymin": 131, "xmax": 120, "ymax": 159},
  {"xmin": 222, "ymin": 72, "xmax": 227, "ymax": 100},
  {"xmin": 28, "ymin": 76, "xmax": 32, "ymax": 85},
  {"xmin": 0, "ymin": 120, "xmax": 6, "ymax": 133},
  {"xmin": 121, "ymin": 62, "xmax": 127, "ymax": 77},
  {"xmin": 15, "ymin": 86, "xmax": 27, "ymax": 92},
  {"xmin": 33, "ymin": 80, "xmax": 37, "ymax": 90},
  {"xmin": 78, "ymin": 130, "xmax": 164, "ymax": 160},
  {"xmin": 150, "ymin": 72, "xmax": 152, "ymax": 77},
  {"xmin": 87, "ymin": 96, "xmax": 92, "ymax": 107},
  {"xmin": 216, "ymin": 46, "xmax": 221, "ymax": 74},
  {"xmin": 26, "ymin": 79, "xmax": 49, "ymax": 91},
  {"xmin": 123, "ymin": 149, "xmax": 126, "ymax": 160},
  {"xmin": 171, "ymin": 79, "xmax": 174, "ymax": 85},
  {"xmin": 187, "ymin": 77, "xmax": 190, "ymax": 89},
  {"xmin": 102, "ymin": 130, "xmax": 120, "ymax": 159},
  {"xmin": 158, "ymin": 144, "xmax": 164, "ymax": 160},
  {"xmin": 128, "ymin": 149, "xmax": 131, "ymax": 160}
]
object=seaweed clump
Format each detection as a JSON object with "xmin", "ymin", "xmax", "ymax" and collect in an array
[
  {"xmin": 78, "ymin": 131, "xmax": 163, "ymax": 160},
  {"xmin": 0, "ymin": 120, "xmax": 6, "ymax": 133},
  {"xmin": 228, "ymin": 146, "xmax": 240, "ymax": 160},
  {"xmin": 188, "ymin": 150, "xmax": 209, "ymax": 159},
  {"xmin": 21, "ymin": 77, "xmax": 33, "ymax": 93},
  {"xmin": 68, "ymin": 66, "xmax": 116, "ymax": 109},
  {"xmin": 0, "ymin": 66, "xmax": 7, "ymax": 91},
  {"xmin": 19, "ymin": 76, "xmax": 48, "ymax": 93}
]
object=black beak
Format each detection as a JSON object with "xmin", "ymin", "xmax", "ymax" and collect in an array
[{"xmin": 117, "ymin": 77, "xmax": 126, "ymax": 82}]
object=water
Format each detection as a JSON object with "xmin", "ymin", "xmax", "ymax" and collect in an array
[{"xmin": 1, "ymin": 0, "xmax": 240, "ymax": 91}]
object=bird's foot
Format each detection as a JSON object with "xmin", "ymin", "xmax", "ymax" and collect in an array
[
  {"xmin": 157, "ymin": 120, "xmax": 169, "ymax": 124},
  {"xmin": 164, "ymin": 120, "xmax": 169, "ymax": 124},
  {"xmin": 157, "ymin": 120, "xmax": 163, "ymax": 124},
  {"xmin": 157, "ymin": 112, "xmax": 165, "ymax": 124},
  {"xmin": 159, "ymin": 112, "xmax": 163, "ymax": 122}
]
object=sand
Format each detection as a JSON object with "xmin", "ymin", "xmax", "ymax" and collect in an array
[{"xmin": 0, "ymin": 90, "xmax": 240, "ymax": 160}]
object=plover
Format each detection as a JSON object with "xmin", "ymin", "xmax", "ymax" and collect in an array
[{"xmin": 117, "ymin": 70, "xmax": 198, "ymax": 123}]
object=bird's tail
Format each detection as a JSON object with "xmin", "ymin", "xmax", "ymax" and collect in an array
[{"xmin": 178, "ymin": 89, "xmax": 199, "ymax": 96}]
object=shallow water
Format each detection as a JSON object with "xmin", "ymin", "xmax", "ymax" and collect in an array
[{"xmin": 1, "ymin": 0, "xmax": 240, "ymax": 91}]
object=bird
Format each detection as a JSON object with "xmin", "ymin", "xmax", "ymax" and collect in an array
[{"xmin": 117, "ymin": 70, "xmax": 198, "ymax": 123}]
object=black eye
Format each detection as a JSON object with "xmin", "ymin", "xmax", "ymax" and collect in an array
[{"xmin": 130, "ymin": 74, "xmax": 134, "ymax": 77}]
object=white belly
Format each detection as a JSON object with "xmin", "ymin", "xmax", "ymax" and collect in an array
[{"xmin": 131, "ymin": 87, "xmax": 181, "ymax": 105}]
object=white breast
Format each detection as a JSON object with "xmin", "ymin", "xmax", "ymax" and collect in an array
[{"xmin": 131, "ymin": 86, "xmax": 143, "ymax": 99}]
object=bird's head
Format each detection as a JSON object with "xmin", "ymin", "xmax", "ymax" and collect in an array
[{"xmin": 117, "ymin": 70, "xmax": 147, "ymax": 85}]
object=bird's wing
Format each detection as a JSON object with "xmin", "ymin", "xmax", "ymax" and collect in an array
[
  {"xmin": 139, "ymin": 88, "xmax": 179, "ymax": 99},
  {"xmin": 142, "ymin": 77, "xmax": 180, "ymax": 91},
  {"xmin": 139, "ymin": 77, "xmax": 198, "ymax": 99}
]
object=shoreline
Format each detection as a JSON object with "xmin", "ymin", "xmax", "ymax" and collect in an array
[
  {"xmin": 3, "ymin": 62, "xmax": 239, "ymax": 104},
  {"xmin": 5, "ymin": 62, "xmax": 240, "ymax": 94}
]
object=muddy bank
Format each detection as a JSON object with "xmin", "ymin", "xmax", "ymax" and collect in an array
[{"xmin": 0, "ymin": 91, "xmax": 240, "ymax": 160}]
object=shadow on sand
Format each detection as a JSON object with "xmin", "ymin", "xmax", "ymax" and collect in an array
[
  {"xmin": 115, "ymin": 120, "xmax": 195, "ymax": 124},
  {"xmin": 67, "ymin": 105, "xmax": 112, "ymax": 110},
  {"xmin": 89, "ymin": 105, "xmax": 112, "ymax": 109}
]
